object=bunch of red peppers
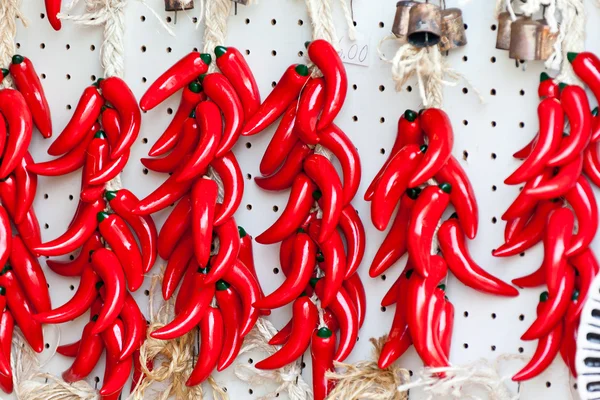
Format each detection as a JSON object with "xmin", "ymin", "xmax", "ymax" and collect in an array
[
  {"xmin": 496, "ymin": 51, "xmax": 600, "ymax": 381},
  {"xmin": 367, "ymin": 107, "xmax": 518, "ymax": 370}
]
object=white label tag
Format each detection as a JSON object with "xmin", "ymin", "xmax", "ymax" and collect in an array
[{"xmin": 337, "ymin": 32, "xmax": 371, "ymax": 67}]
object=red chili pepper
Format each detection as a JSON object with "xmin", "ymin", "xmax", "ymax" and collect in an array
[
  {"xmin": 89, "ymin": 137, "xmax": 130, "ymax": 187},
  {"xmin": 0, "ymin": 112, "xmax": 6, "ymax": 157},
  {"xmin": 505, "ymin": 98, "xmax": 564, "ymax": 185},
  {"xmin": 381, "ymin": 261, "xmax": 411, "ymax": 307},
  {"xmin": 142, "ymin": 117, "xmax": 199, "ymax": 173},
  {"xmin": 212, "ymin": 152, "xmax": 244, "ymax": 225},
  {"xmin": 567, "ymin": 249, "xmax": 599, "ymax": 322},
  {"xmin": 186, "ymin": 307, "xmax": 224, "ymax": 386},
  {"xmin": 46, "ymin": 232, "xmax": 102, "ymax": 277},
  {"xmin": 434, "ymin": 156, "xmax": 478, "ymax": 239},
  {"xmin": 151, "ymin": 270, "xmax": 215, "ymax": 340},
  {"xmin": 379, "ymin": 269, "xmax": 412, "ymax": 368},
  {"xmin": 191, "ymin": 178, "xmax": 218, "ymax": 268},
  {"xmin": 311, "ymin": 327, "xmax": 336, "ymax": 400},
  {"xmin": 409, "ymin": 108, "xmax": 453, "ymax": 187},
  {"xmin": 242, "ymin": 64, "xmax": 310, "ymax": 136},
  {"xmin": 569, "ymin": 52, "xmax": 600, "ymax": 104},
  {"xmin": 176, "ymin": 101, "xmax": 221, "ymax": 182},
  {"xmin": 0, "ymin": 183, "xmax": 40, "ymax": 253},
  {"xmin": 592, "ymin": 108, "xmax": 600, "ymax": 143},
  {"xmin": 9, "ymin": 55, "xmax": 52, "ymax": 138},
  {"xmin": 255, "ymin": 142, "xmax": 313, "ymax": 191},
  {"xmin": 255, "ymin": 296, "xmax": 317, "ymax": 369},
  {"xmin": 296, "ymin": 78, "xmax": 325, "ymax": 145},
  {"xmin": 102, "ymin": 107, "xmax": 121, "ymax": 148},
  {"xmin": 131, "ymin": 350, "xmax": 152, "ymax": 393},
  {"xmin": 307, "ymin": 40, "xmax": 347, "ymax": 129},
  {"xmin": 106, "ymin": 189, "xmax": 158, "ymax": 274},
  {"xmin": 493, "ymin": 200, "xmax": 561, "ymax": 257},
  {"xmin": 583, "ymin": 141, "xmax": 600, "ymax": 187},
  {"xmin": 0, "ymin": 89, "xmax": 33, "ymax": 178},
  {"xmin": 343, "ymin": 273, "xmax": 366, "ymax": 328},
  {"xmin": 513, "ymin": 297, "xmax": 563, "ymax": 381},
  {"xmin": 513, "ymin": 138, "xmax": 535, "ymax": 159},
  {"xmin": 303, "ymin": 154, "xmax": 343, "ymax": 243},
  {"xmin": 538, "ymin": 72, "xmax": 560, "ymax": 99},
  {"xmin": 407, "ymin": 183, "xmax": 452, "ymax": 278},
  {"xmin": 158, "ymin": 195, "xmax": 191, "ymax": 259},
  {"xmin": 140, "ymin": 52, "xmax": 211, "ymax": 111},
  {"xmin": 173, "ymin": 259, "xmax": 197, "ymax": 314},
  {"xmin": 502, "ymin": 169, "xmax": 552, "ymax": 221},
  {"xmin": 564, "ymin": 176, "xmax": 598, "ymax": 256},
  {"xmin": 0, "ymin": 266, "xmax": 44, "ymax": 352},
  {"xmin": 214, "ymin": 46, "xmax": 260, "ymax": 118},
  {"xmin": 256, "ymin": 173, "xmax": 316, "ymax": 244},
  {"xmin": 0, "ymin": 208, "xmax": 10, "ymax": 271},
  {"xmin": 260, "ymin": 104, "xmax": 298, "ymax": 176},
  {"xmin": 215, "ymin": 280, "xmax": 244, "ymax": 371},
  {"xmin": 62, "ymin": 319, "xmax": 104, "ymax": 382},
  {"xmin": 162, "ymin": 233, "xmax": 193, "ymax": 300},
  {"xmin": 149, "ymin": 82, "xmax": 204, "ymax": 157},
  {"xmin": 100, "ymin": 319, "xmax": 133, "ymax": 396},
  {"xmin": 0, "ymin": 311, "xmax": 13, "ymax": 393},
  {"xmin": 225, "ymin": 260, "xmax": 262, "ymax": 336},
  {"xmin": 237, "ymin": 227, "xmax": 270, "ymax": 317},
  {"xmin": 512, "ymin": 264, "xmax": 545, "ymax": 288},
  {"xmin": 131, "ymin": 168, "xmax": 193, "ymax": 215},
  {"xmin": 370, "ymin": 190, "xmax": 419, "ymax": 278},
  {"xmin": 9, "ymin": 235, "xmax": 51, "ymax": 312},
  {"xmin": 560, "ymin": 317, "xmax": 578, "ymax": 377},
  {"xmin": 48, "ymin": 85, "xmax": 103, "ymax": 155},
  {"xmin": 371, "ymin": 144, "xmax": 425, "ymax": 231},
  {"xmin": 436, "ymin": 294, "xmax": 454, "ymax": 359},
  {"xmin": 57, "ymin": 340, "xmax": 81, "ymax": 357},
  {"xmin": 118, "ymin": 292, "xmax": 146, "ymax": 361},
  {"xmin": 504, "ymin": 210, "xmax": 533, "ymax": 243},
  {"xmin": 524, "ymin": 154, "xmax": 583, "ymax": 199},
  {"xmin": 91, "ymin": 249, "xmax": 126, "ymax": 334},
  {"xmin": 254, "ymin": 232, "xmax": 316, "ymax": 310},
  {"xmin": 81, "ymin": 131, "xmax": 109, "ymax": 198},
  {"xmin": 44, "ymin": 0, "xmax": 62, "ymax": 30},
  {"xmin": 34, "ymin": 199, "xmax": 104, "ymax": 256},
  {"xmin": 13, "ymin": 153, "xmax": 37, "ymax": 226},
  {"xmin": 206, "ymin": 217, "xmax": 240, "ymax": 284},
  {"xmin": 338, "ymin": 205, "xmax": 365, "ymax": 279},
  {"xmin": 98, "ymin": 212, "xmax": 144, "ymax": 292}
]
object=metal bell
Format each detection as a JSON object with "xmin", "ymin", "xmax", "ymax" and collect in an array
[
  {"xmin": 508, "ymin": 17, "xmax": 557, "ymax": 61},
  {"xmin": 407, "ymin": 2, "xmax": 443, "ymax": 48},
  {"xmin": 392, "ymin": 1, "xmax": 419, "ymax": 44},
  {"xmin": 496, "ymin": 11, "xmax": 519, "ymax": 50},
  {"xmin": 164, "ymin": 0, "xmax": 194, "ymax": 11},
  {"xmin": 439, "ymin": 8, "xmax": 467, "ymax": 52}
]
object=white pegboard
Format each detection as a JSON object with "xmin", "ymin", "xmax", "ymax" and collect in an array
[{"xmin": 7, "ymin": 0, "xmax": 600, "ymax": 399}]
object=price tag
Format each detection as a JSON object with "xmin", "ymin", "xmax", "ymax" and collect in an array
[{"xmin": 337, "ymin": 32, "xmax": 372, "ymax": 67}]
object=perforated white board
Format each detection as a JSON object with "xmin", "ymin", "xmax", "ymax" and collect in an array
[{"xmin": 7, "ymin": 0, "xmax": 600, "ymax": 399}]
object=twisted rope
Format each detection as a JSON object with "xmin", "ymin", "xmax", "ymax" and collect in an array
[
  {"xmin": 304, "ymin": 0, "xmax": 338, "ymax": 48},
  {"xmin": 0, "ymin": 0, "xmax": 27, "ymax": 89},
  {"xmin": 550, "ymin": 0, "xmax": 585, "ymax": 85},
  {"xmin": 203, "ymin": 0, "xmax": 231, "ymax": 72}
]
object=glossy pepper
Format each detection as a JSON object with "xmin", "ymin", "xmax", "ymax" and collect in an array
[
  {"xmin": 311, "ymin": 327, "xmax": 336, "ymax": 400},
  {"xmin": 564, "ymin": 176, "xmax": 598, "ymax": 256},
  {"xmin": 158, "ymin": 195, "xmax": 192, "ymax": 259},
  {"xmin": 80, "ymin": 132, "xmax": 110, "ymax": 202},
  {"xmin": 254, "ymin": 142, "xmax": 313, "ymax": 191},
  {"xmin": 0, "ymin": 89, "xmax": 33, "ymax": 178},
  {"xmin": 131, "ymin": 166, "xmax": 193, "ymax": 215},
  {"xmin": 46, "ymin": 232, "xmax": 102, "ymax": 277},
  {"xmin": 259, "ymin": 104, "xmax": 298, "ymax": 176},
  {"xmin": 338, "ymin": 205, "xmax": 366, "ymax": 279},
  {"xmin": 13, "ymin": 153, "xmax": 37, "ymax": 225},
  {"xmin": 583, "ymin": 141, "xmax": 600, "ymax": 187},
  {"xmin": 90, "ymin": 249, "xmax": 126, "ymax": 334},
  {"xmin": 100, "ymin": 319, "xmax": 133, "ymax": 396},
  {"xmin": 215, "ymin": 280, "xmax": 244, "ymax": 371},
  {"xmin": 62, "ymin": 319, "xmax": 104, "ymax": 382},
  {"xmin": 0, "ymin": 177, "xmax": 41, "ymax": 252},
  {"xmin": 141, "ymin": 117, "xmax": 199, "ymax": 173},
  {"xmin": 162, "ymin": 234, "xmax": 193, "ymax": 300},
  {"xmin": 205, "ymin": 217, "xmax": 240, "ymax": 284},
  {"xmin": 118, "ymin": 292, "xmax": 146, "ymax": 361},
  {"xmin": 212, "ymin": 152, "xmax": 244, "ymax": 225},
  {"xmin": 567, "ymin": 249, "xmax": 599, "ymax": 322},
  {"xmin": 191, "ymin": 178, "xmax": 218, "ymax": 268},
  {"xmin": 186, "ymin": 307, "xmax": 224, "ymax": 386},
  {"xmin": 538, "ymin": 72, "xmax": 560, "ymax": 99},
  {"xmin": 524, "ymin": 154, "xmax": 583, "ymax": 199},
  {"xmin": 0, "ymin": 311, "xmax": 13, "ymax": 393},
  {"xmin": 225, "ymin": 260, "xmax": 262, "ymax": 336},
  {"xmin": 237, "ymin": 227, "xmax": 270, "ymax": 317},
  {"xmin": 343, "ymin": 272, "xmax": 367, "ymax": 328},
  {"xmin": 295, "ymin": 78, "xmax": 325, "ymax": 145},
  {"xmin": 502, "ymin": 169, "xmax": 553, "ymax": 221},
  {"xmin": 9, "ymin": 235, "xmax": 51, "ymax": 312},
  {"xmin": 44, "ymin": 0, "xmax": 62, "ymax": 30},
  {"xmin": 0, "ymin": 208, "xmax": 10, "ymax": 270}
]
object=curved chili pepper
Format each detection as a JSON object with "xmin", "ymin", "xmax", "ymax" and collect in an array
[
  {"xmin": 98, "ymin": 212, "xmax": 144, "ymax": 292},
  {"xmin": 592, "ymin": 109, "xmax": 600, "ymax": 143},
  {"xmin": 255, "ymin": 142, "xmax": 313, "ymax": 191},
  {"xmin": 343, "ymin": 273, "xmax": 366, "ymax": 327},
  {"xmin": 186, "ymin": 307, "xmax": 224, "ymax": 386},
  {"xmin": 0, "ymin": 267, "xmax": 44, "ymax": 352},
  {"xmin": 206, "ymin": 217, "xmax": 240, "ymax": 284},
  {"xmin": 0, "ymin": 182, "xmax": 40, "ymax": 253},
  {"xmin": 176, "ymin": 101, "xmax": 221, "ymax": 182},
  {"xmin": 295, "ymin": 78, "xmax": 325, "ymax": 145},
  {"xmin": 338, "ymin": 205, "xmax": 365, "ymax": 279},
  {"xmin": 512, "ymin": 265, "xmax": 545, "ymax": 288},
  {"xmin": 409, "ymin": 108, "xmax": 453, "ymax": 187},
  {"xmin": 0, "ymin": 89, "xmax": 33, "ymax": 178},
  {"xmin": 10, "ymin": 55, "xmax": 52, "ymax": 139},
  {"xmin": 242, "ymin": 64, "xmax": 310, "ymax": 136},
  {"xmin": 212, "ymin": 152, "xmax": 244, "ymax": 225},
  {"xmin": 255, "ymin": 296, "xmax": 317, "ymax": 369},
  {"xmin": 90, "ymin": 249, "xmax": 126, "ymax": 334},
  {"xmin": 34, "ymin": 199, "xmax": 104, "ymax": 256},
  {"xmin": 48, "ymin": 86, "xmax": 103, "ymax": 155},
  {"xmin": 44, "ymin": 0, "xmax": 61, "ymax": 30},
  {"xmin": 260, "ymin": 104, "xmax": 298, "ymax": 176},
  {"xmin": 46, "ymin": 232, "xmax": 102, "ymax": 277},
  {"xmin": 279, "ymin": 234, "xmax": 297, "ymax": 276},
  {"xmin": 513, "ymin": 298, "xmax": 563, "ymax": 381},
  {"xmin": 303, "ymin": 154, "xmax": 343, "ymax": 243},
  {"xmin": 583, "ymin": 141, "xmax": 600, "ymax": 187},
  {"xmin": 437, "ymin": 295, "xmax": 454, "ymax": 359},
  {"xmin": 100, "ymin": 319, "xmax": 133, "ymax": 396},
  {"xmin": 13, "ymin": 153, "xmax": 36, "ymax": 226},
  {"xmin": 215, "ymin": 280, "xmax": 243, "ymax": 371},
  {"xmin": 311, "ymin": 327, "xmax": 336, "ymax": 400},
  {"xmin": 379, "ymin": 269, "xmax": 412, "ymax": 368},
  {"xmin": 381, "ymin": 262, "xmax": 410, "ymax": 307},
  {"xmin": 513, "ymin": 138, "xmax": 535, "ymax": 159},
  {"xmin": 564, "ymin": 176, "xmax": 598, "ymax": 256},
  {"xmin": 524, "ymin": 154, "xmax": 583, "ymax": 199},
  {"xmin": 0, "ymin": 208, "xmax": 10, "ymax": 271},
  {"xmin": 0, "ymin": 113, "xmax": 5, "ymax": 157},
  {"xmin": 505, "ymin": 98, "xmax": 564, "ymax": 185},
  {"xmin": 504, "ymin": 210, "xmax": 533, "ymax": 243},
  {"xmin": 225, "ymin": 260, "xmax": 261, "ymax": 336},
  {"xmin": 538, "ymin": 72, "xmax": 560, "ymax": 99},
  {"xmin": 89, "ymin": 128, "xmax": 130, "ymax": 187},
  {"xmin": 307, "ymin": 40, "xmax": 347, "ymax": 129},
  {"xmin": 548, "ymin": 85, "xmax": 591, "ymax": 166},
  {"xmin": 569, "ymin": 52, "xmax": 600, "ymax": 104},
  {"xmin": 567, "ymin": 249, "xmax": 599, "ymax": 322},
  {"xmin": 370, "ymin": 190, "xmax": 419, "ymax": 278},
  {"xmin": 162, "ymin": 234, "xmax": 193, "ymax": 300},
  {"xmin": 407, "ymin": 183, "xmax": 451, "ymax": 277},
  {"xmin": 81, "ymin": 131, "xmax": 109, "ymax": 196},
  {"xmin": 102, "ymin": 106, "xmax": 121, "ymax": 148},
  {"xmin": 254, "ymin": 232, "xmax": 316, "ymax": 310},
  {"xmin": 141, "ymin": 117, "xmax": 199, "ymax": 173},
  {"xmin": 237, "ymin": 227, "xmax": 270, "ymax": 317},
  {"xmin": 9, "ymin": 235, "xmax": 51, "ymax": 312},
  {"xmin": 62, "ymin": 319, "xmax": 104, "ymax": 382},
  {"xmin": 0, "ymin": 311, "xmax": 12, "ymax": 393},
  {"xmin": 191, "ymin": 178, "xmax": 217, "ymax": 268},
  {"xmin": 132, "ymin": 167, "xmax": 193, "ymax": 215},
  {"xmin": 435, "ymin": 156, "xmax": 478, "ymax": 239},
  {"xmin": 174, "ymin": 259, "xmax": 198, "ymax": 315},
  {"xmin": 560, "ymin": 317, "xmax": 578, "ymax": 377},
  {"xmin": 106, "ymin": 189, "xmax": 158, "ymax": 274},
  {"xmin": 493, "ymin": 200, "xmax": 561, "ymax": 257},
  {"xmin": 438, "ymin": 217, "xmax": 518, "ymax": 297},
  {"xmin": 269, "ymin": 308, "xmax": 339, "ymax": 347},
  {"xmin": 256, "ymin": 173, "xmax": 316, "ymax": 244},
  {"xmin": 149, "ymin": 82, "xmax": 204, "ymax": 157},
  {"xmin": 151, "ymin": 271, "xmax": 215, "ymax": 340},
  {"xmin": 371, "ymin": 144, "xmax": 425, "ymax": 230},
  {"xmin": 119, "ymin": 293, "xmax": 146, "ymax": 361},
  {"xmin": 131, "ymin": 350, "xmax": 152, "ymax": 393},
  {"xmin": 140, "ymin": 52, "xmax": 211, "ymax": 111},
  {"xmin": 158, "ymin": 195, "xmax": 191, "ymax": 259},
  {"xmin": 57, "ymin": 340, "xmax": 81, "ymax": 357},
  {"xmin": 502, "ymin": 169, "xmax": 552, "ymax": 221}
]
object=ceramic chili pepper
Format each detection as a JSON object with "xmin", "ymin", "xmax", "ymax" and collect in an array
[
  {"xmin": 381, "ymin": 262, "xmax": 411, "ymax": 307},
  {"xmin": 538, "ymin": 72, "xmax": 560, "ymax": 99},
  {"xmin": 269, "ymin": 308, "xmax": 339, "ymax": 347},
  {"xmin": 158, "ymin": 195, "xmax": 192, "ymax": 259},
  {"xmin": 513, "ymin": 139, "xmax": 535, "ymax": 159},
  {"xmin": 0, "ymin": 311, "xmax": 13, "ymax": 393},
  {"xmin": 215, "ymin": 280, "xmax": 244, "ymax": 371},
  {"xmin": 100, "ymin": 319, "xmax": 133, "ymax": 396},
  {"xmin": 0, "ymin": 208, "xmax": 10, "ymax": 270},
  {"xmin": 13, "ymin": 154, "xmax": 37, "ymax": 226},
  {"xmin": 141, "ymin": 117, "xmax": 199, "ymax": 173},
  {"xmin": 583, "ymin": 142, "xmax": 600, "ymax": 187},
  {"xmin": 338, "ymin": 205, "xmax": 365, "ymax": 279},
  {"xmin": 89, "ymin": 126, "xmax": 131, "ymax": 186},
  {"xmin": 436, "ymin": 294, "xmax": 454, "ymax": 359},
  {"xmin": 131, "ymin": 166, "xmax": 193, "ymax": 215},
  {"xmin": 560, "ymin": 317, "xmax": 578, "ymax": 377},
  {"xmin": 502, "ymin": 169, "xmax": 553, "ymax": 221},
  {"xmin": 237, "ymin": 227, "xmax": 270, "ymax": 317},
  {"xmin": 295, "ymin": 78, "xmax": 325, "ymax": 145},
  {"xmin": 505, "ymin": 98, "xmax": 564, "ymax": 185},
  {"xmin": 102, "ymin": 106, "xmax": 121, "ymax": 147},
  {"xmin": 438, "ymin": 216, "xmax": 518, "ymax": 297},
  {"xmin": 191, "ymin": 178, "xmax": 218, "ymax": 267},
  {"xmin": 242, "ymin": 64, "xmax": 310, "ymax": 136},
  {"xmin": 0, "ymin": 89, "xmax": 33, "ymax": 178},
  {"xmin": 407, "ymin": 183, "xmax": 452, "ymax": 277},
  {"xmin": 564, "ymin": 177, "xmax": 598, "ymax": 257},
  {"xmin": 44, "ymin": 0, "xmax": 62, "ymax": 30},
  {"xmin": 46, "ymin": 232, "xmax": 102, "ymax": 277},
  {"xmin": 0, "ymin": 178, "xmax": 40, "ymax": 253},
  {"xmin": 205, "ymin": 217, "xmax": 240, "ymax": 284},
  {"xmin": 567, "ymin": 249, "xmax": 599, "ymax": 322},
  {"xmin": 174, "ymin": 260, "xmax": 199, "ymax": 314},
  {"xmin": 118, "ymin": 292, "xmax": 146, "ymax": 361},
  {"xmin": 186, "ymin": 307, "xmax": 224, "ymax": 386},
  {"xmin": 212, "ymin": 152, "xmax": 244, "ymax": 225},
  {"xmin": 9, "ymin": 235, "xmax": 51, "ymax": 312},
  {"xmin": 343, "ymin": 273, "xmax": 367, "ymax": 328},
  {"xmin": 255, "ymin": 296, "xmax": 317, "ymax": 369},
  {"xmin": 311, "ymin": 327, "xmax": 336, "ymax": 400},
  {"xmin": 512, "ymin": 264, "xmax": 545, "ymax": 288},
  {"xmin": 91, "ymin": 249, "xmax": 126, "ymax": 334},
  {"xmin": 307, "ymin": 40, "xmax": 347, "ymax": 129},
  {"xmin": 62, "ymin": 319, "xmax": 104, "ymax": 382},
  {"xmin": 524, "ymin": 154, "xmax": 583, "ymax": 199},
  {"xmin": 259, "ymin": 104, "xmax": 298, "ymax": 176},
  {"xmin": 162, "ymin": 234, "xmax": 193, "ymax": 300},
  {"xmin": 409, "ymin": 108, "xmax": 453, "ymax": 187},
  {"xmin": 504, "ymin": 210, "xmax": 533, "ymax": 243},
  {"xmin": 255, "ymin": 142, "xmax": 314, "ymax": 191},
  {"xmin": 0, "ymin": 113, "xmax": 5, "ymax": 157},
  {"xmin": 542, "ymin": 208, "xmax": 574, "ymax": 296},
  {"xmin": 0, "ymin": 297, "xmax": 9, "ymax": 377},
  {"xmin": 149, "ymin": 82, "xmax": 205, "ymax": 157},
  {"xmin": 371, "ymin": 144, "xmax": 425, "ymax": 231},
  {"xmin": 140, "ymin": 52, "xmax": 211, "ymax": 111},
  {"xmin": 225, "ymin": 260, "xmax": 262, "ymax": 337},
  {"xmin": 57, "ymin": 340, "xmax": 81, "ymax": 357}
]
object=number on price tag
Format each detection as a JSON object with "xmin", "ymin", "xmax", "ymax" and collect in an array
[{"xmin": 337, "ymin": 33, "xmax": 371, "ymax": 67}]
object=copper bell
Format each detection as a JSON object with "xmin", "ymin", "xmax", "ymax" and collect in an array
[
  {"xmin": 496, "ymin": 11, "xmax": 518, "ymax": 50},
  {"xmin": 439, "ymin": 8, "xmax": 467, "ymax": 51},
  {"xmin": 508, "ymin": 17, "xmax": 557, "ymax": 61},
  {"xmin": 392, "ymin": 1, "xmax": 419, "ymax": 44},
  {"xmin": 164, "ymin": 0, "xmax": 194, "ymax": 11},
  {"xmin": 407, "ymin": 2, "xmax": 443, "ymax": 48}
]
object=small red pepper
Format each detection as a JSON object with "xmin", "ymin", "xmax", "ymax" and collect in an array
[
  {"xmin": 512, "ymin": 264, "xmax": 545, "ymax": 288},
  {"xmin": 254, "ymin": 142, "xmax": 313, "ymax": 191},
  {"xmin": 0, "ymin": 89, "xmax": 33, "ymax": 178},
  {"xmin": 513, "ymin": 139, "xmax": 535, "ymax": 159},
  {"xmin": 158, "ymin": 195, "xmax": 192, "ymax": 259},
  {"xmin": 259, "ymin": 104, "xmax": 298, "ymax": 176},
  {"xmin": 564, "ymin": 176, "xmax": 598, "ymax": 257},
  {"xmin": 174, "ymin": 259, "xmax": 197, "ymax": 315},
  {"xmin": 57, "ymin": 341, "xmax": 80, "ymax": 357},
  {"xmin": 100, "ymin": 319, "xmax": 133, "ymax": 396},
  {"xmin": 538, "ymin": 72, "xmax": 560, "ymax": 99},
  {"xmin": 343, "ymin": 272, "xmax": 367, "ymax": 328},
  {"xmin": 215, "ymin": 280, "xmax": 244, "ymax": 371},
  {"xmin": 212, "ymin": 152, "xmax": 244, "ymax": 225},
  {"xmin": 191, "ymin": 178, "xmax": 218, "ymax": 268},
  {"xmin": 186, "ymin": 307, "xmax": 224, "ymax": 386},
  {"xmin": 338, "ymin": 205, "xmax": 365, "ymax": 279},
  {"xmin": 311, "ymin": 327, "xmax": 336, "ymax": 400},
  {"xmin": 0, "ymin": 178, "xmax": 40, "ymax": 253},
  {"xmin": 0, "ymin": 311, "xmax": 13, "ymax": 393},
  {"xmin": 62, "ymin": 319, "xmax": 104, "ymax": 382},
  {"xmin": 132, "ymin": 167, "xmax": 193, "ymax": 215},
  {"xmin": 237, "ymin": 227, "xmax": 270, "ymax": 317},
  {"xmin": 502, "ymin": 169, "xmax": 553, "ymax": 221},
  {"xmin": 13, "ymin": 153, "xmax": 37, "ymax": 225},
  {"xmin": 91, "ymin": 249, "xmax": 126, "ymax": 334},
  {"xmin": 524, "ymin": 154, "xmax": 583, "ymax": 199},
  {"xmin": 583, "ymin": 141, "xmax": 600, "ymax": 187},
  {"xmin": 118, "ymin": 292, "xmax": 146, "ymax": 361},
  {"xmin": 504, "ymin": 210, "xmax": 533, "ymax": 243},
  {"xmin": 46, "ymin": 232, "xmax": 102, "ymax": 277},
  {"xmin": 567, "ymin": 249, "xmax": 599, "ymax": 322},
  {"xmin": 101, "ymin": 107, "xmax": 121, "ymax": 148},
  {"xmin": 205, "ymin": 217, "xmax": 240, "ymax": 284},
  {"xmin": 560, "ymin": 317, "xmax": 578, "ymax": 377},
  {"xmin": 81, "ymin": 132, "xmax": 109, "ymax": 202},
  {"xmin": 437, "ymin": 295, "xmax": 454, "ymax": 359},
  {"xmin": 220, "ymin": 261, "xmax": 259, "ymax": 337},
  {"xmin": 295, "ymin": 78, "xmax": 325, "ymax": 145},
  {"xmin": 141, "ymin": 117, "xmax": 199, "ymax": 173},
  {"xmin": 0, "ymin": 208, "xmax": 10, "ymax": 270},
  {"xmin": 9, "ymin": 235, "xmax": 51, "ymax": 313},
  {"xmin": 44, "ymin": 0, "xmax": 62, "ymax": 30},
  {"xmin": 162, "ymin": 233, "xmax": 193, "ymax": 300},
  {"xmin": 381, "ymin": 261, "xmax": 411, "ymax": 307}
]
